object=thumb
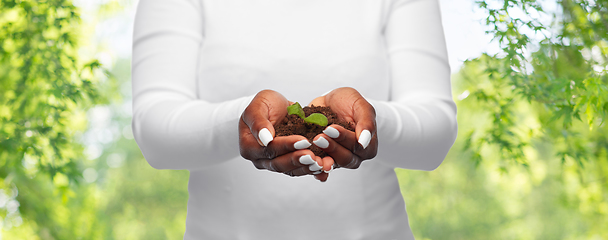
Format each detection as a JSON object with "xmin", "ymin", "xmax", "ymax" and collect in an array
[
  {"xmin": 352, "ymin": 98, "xmax": 376, "ymax": 149},
  {"xmin": 242, "ymin": 102, "xmax": 276, "ymax": 147}
]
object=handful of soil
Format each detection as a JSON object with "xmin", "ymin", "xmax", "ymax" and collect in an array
[{"xmin": 275, "ymin": 105, "xmax": 354, "ymax": 158}]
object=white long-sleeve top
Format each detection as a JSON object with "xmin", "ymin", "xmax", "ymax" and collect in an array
[{"xmin": 132, "ymin": 0, "xmax": 457, "ymax": 239}]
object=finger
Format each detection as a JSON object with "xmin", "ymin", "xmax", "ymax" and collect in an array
[
  {"xmin": 286, "ymin": 155, "xmax": 325, "ymax": 177},
  {"xmin": 314, "ymin": 155, "xmax": 330, "ymax": 182},
  {"xmin": 323, "ymin": 124, "xmax": 378, "ymax": 160},
  {"xmin": 265, "ymin": 136, "xmax": 313, "ymax": 160},
  {"xmin": 285, "ymin": 166, "xmax": 315, "ymax": 177},
  {"xmin": 314, "ymin": 172, "xmax": 329, "ymax": 182},
  {"xmin": 253, "ymin": 150, "xmax": 323, "ymax": 174},
  {"xmin": 241, "ymin": 91, "xmax": 289, "ymax": 147},
  {"xmin": 313, "ymin": 134, "xmax": 363, "ymax": 169},
  {"xmin": 352, "ymin": 98, "xmax": 377, "ymax": 150},
  {"xmin": 323, "ymin": 124, "xmax": 377, "ymax": 160},
  {"xmin": 240, "ymin": 133, "xmax": 312, "ymax": 161},
  {"xmin": 241, "ymin": 107, "xmax": 276, "ymax": 147},
  {"xmin": 321, "ymin": 155, "xmax": 334, "ymax": 173},
  {"xmin": 322, "ymin": 124, "xmax": 358, "ymax": 152}
]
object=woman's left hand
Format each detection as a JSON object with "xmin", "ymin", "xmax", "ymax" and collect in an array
[{"xmin": 308, "ymin": 87, "xmax": 378, "ymax": 171}]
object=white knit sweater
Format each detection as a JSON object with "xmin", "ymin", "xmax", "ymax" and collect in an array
[{"xmin": 132, "ymin": 0, "xmax": 457, "ymax": 239}]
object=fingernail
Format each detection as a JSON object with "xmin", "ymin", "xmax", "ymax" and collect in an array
[
  {"xmin": 324, "ymin": 164, "xmax": 333, "ymax": 173},
  {"xmin": 313, "ymin": 171, "xmax": 322, "ymax": 175},
  {"xmin": 313, "ymin": 136, "xmax": 329, "ymax": 149},
  {"xmin": 323, "ymin": 126, "xmax": 339, "ymax": 138},
  {"xmin": 258, "ymin": 128, "xmax": 273, "ymax": 147},
  {"xmin": 294, "ymin": 140, "xmax": 311, "ymax": 150},
  {"xmin": 299, "ymin": 155, "xmax": 315, "ymax": 165},
  {"xmin": 358, "ymin": 130, "xmax": 371, "ymax": 149},
  {"xmin": 309, "ymin": 162, "xmax": 323, "ymax": 171}
]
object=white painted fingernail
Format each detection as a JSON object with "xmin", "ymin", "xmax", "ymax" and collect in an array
[
  {"xmin": 299, "ymin": 155, "xmax": 315, "ymax": 165},
  {"xmin": 294, "ymin": 140, "xmax": 311, "ymax": 150},
  {"xmin": 313, "ymin": 137, "xmax": 329, "ymax": 149},
  {"xmin": 323, "ymin": 126, "xmax": 339, "ymax": 138},
  {"xmin": 309, "ymin": 162, "xmax": 323, "ymax": 171},
  {"xmin": 358, "ymin": 130, "xmax": 371, "ymax": 149},
  {"xmin": 324, "ymin": 164, "xmax": 334, "ymax": 173},
  {"xmin": 258, "ymin": 128, "xmax": 273, "ymax": 147},
  {"xmin": 313, "ymin": 171, "xmax": 322, "ymax": 175}
]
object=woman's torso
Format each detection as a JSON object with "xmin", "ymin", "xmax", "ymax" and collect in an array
[
  {"xmin": 196, "ymin": 0, "xmax": 391, "ymax": 104},
  {"xmin": 185, "ymin": 0, "xmax": 414, "ymax": 239}
]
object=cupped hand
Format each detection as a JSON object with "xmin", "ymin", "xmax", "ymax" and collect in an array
[
  {"xmin": 308, "ymin": 87, "xmax": 378, "ymax": 170},
  {"xmin": 239, "ymin": 90, "xmax": 333, "ymax": 181}
]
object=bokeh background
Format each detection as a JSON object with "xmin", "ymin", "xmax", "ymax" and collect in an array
[{"xmin": 1, "ymin": 0, "xmax": 607, "ymax": 239}]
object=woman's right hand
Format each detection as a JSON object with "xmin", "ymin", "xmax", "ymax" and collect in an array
[{"xmin": 239, "ymin": 90, "xmax": 333, "ymax": 181}]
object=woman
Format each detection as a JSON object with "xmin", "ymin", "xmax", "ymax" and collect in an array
[{"xmin": 132, "ymin": 0, "xmax": 458, "ymax": 239}]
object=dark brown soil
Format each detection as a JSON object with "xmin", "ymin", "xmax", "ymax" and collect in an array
[{"xmin": 275, "ymin": 105, "xmax": 354, "ymax": 158}]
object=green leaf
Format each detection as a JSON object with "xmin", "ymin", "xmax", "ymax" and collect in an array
[
  {"xmin": 287, "ymin": 102, "xmax": 305, "ymax": 119},
  {"xmin": 304, "ymin": 113, "xmax": 328, "ymax": 127}
]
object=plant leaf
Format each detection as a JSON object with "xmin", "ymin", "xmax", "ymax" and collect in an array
[
  {"xmin": 304, "ymin": 113, "xmax": 328, "ymax": 127},
  {"xmin": 287, "ymin": 102, "xmax": 305, "ymax": 119}
]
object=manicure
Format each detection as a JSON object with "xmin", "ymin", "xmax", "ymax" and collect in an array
[
  {"xmin": 358, "ymin": 130, "xmax": 371, "ymax": 149},
  {"xmin": 299, "ymin": 155, "xmax": 316, "ymax": 165},
  {"xmin": 294, "ymin": 139, "xmax": 311, "ymax": 150},
  {"xmin": 313, "ymin": 136, "xmax": 329, "ymax": 149},
  {"xmin": 258, "ymin": 128, "xmax": 273, "ymax": 147},
  {"xmin": 324, "ymin": 164, "xmax": 334, "ymax": 173},
  {"xmin": 323, "ymin": 126, "xmax": 339, "ymax": 138},
  {"xmin": 309, "ymin": 162, "xmax": 323, "ymax": 171},
  {"xmin": 313, "ymin": 171, "xmax": 322, "ymax": 175}
]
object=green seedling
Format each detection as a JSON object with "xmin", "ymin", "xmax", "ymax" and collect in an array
[
  {"xmin": 287, "ymin": 102, "xmax": 328, "ymax": 127},
  {"xmin": 287, "ymin": 102, "xmax": 305, "ymax": 119},
  {"xmin": 304, "ymin": 113, "xmax": 328, "ymax": 127}
]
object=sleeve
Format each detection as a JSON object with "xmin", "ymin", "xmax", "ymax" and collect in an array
[
  {"xmin": 131, "ymin": 0, "xmax": 254, "ymax": 170},
  {"xmin": 368, "ymin": 0, "xmax": 458, "ymax": 171}
]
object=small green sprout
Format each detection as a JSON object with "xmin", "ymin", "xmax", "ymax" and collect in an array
[
  {"xmin": 287, "ymin": 102, "xmax": 328, "ymax": 127},
  {"xmin": 287, "ymin": 102, "xmax": 305, "ymax": 119},
  {"xmin": 304, "ymin": 113, "xmax": 328, "ymax": 127}
]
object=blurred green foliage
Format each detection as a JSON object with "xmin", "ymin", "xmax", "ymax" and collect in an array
[
  {"xmin": 0, "ymin": 0, "xmax": 607, "ymax": 239},
  {"xmin": 468, "ymin": 0, "xmax": 608, "ymax": 169},
  {"xmin": 0, "ymin": 0, "xmax": 112, "ymax": 238},
  {"xmin": 401, "ymin": 57, "xmax": 608, "ymax": 239},
  {"xmin": 0, "ymin": 0, "xmax": 104, "ymax": 183}
]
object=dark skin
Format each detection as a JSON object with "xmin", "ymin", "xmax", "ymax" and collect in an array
[
  {"xmin": 309, "ymin": 87, "xmax": 378, "ymax": 171},
  {"xmin": 239, "ymin": 87, "xmax": 378, "ymax": 182}
]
